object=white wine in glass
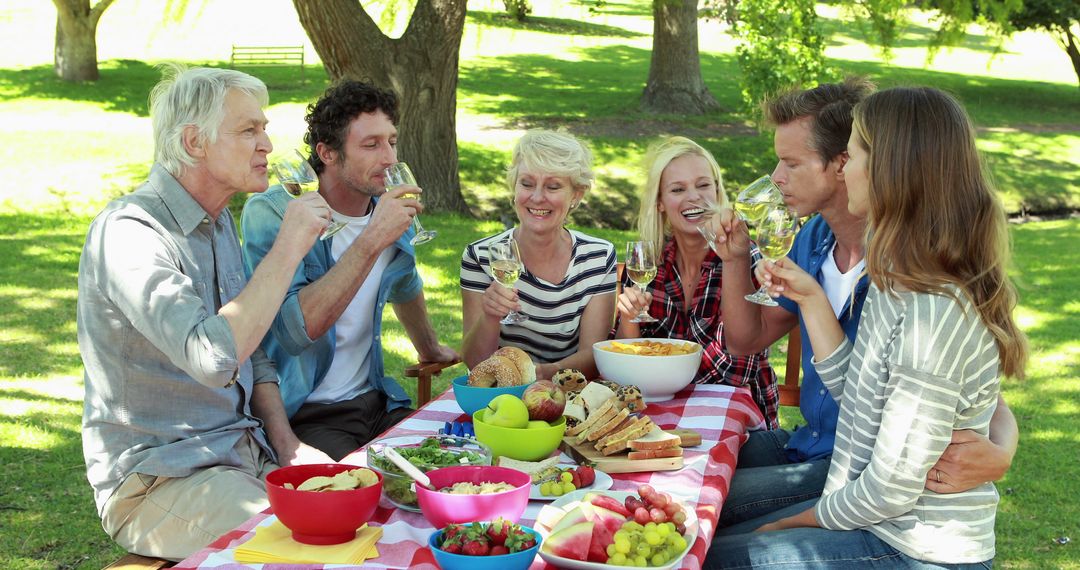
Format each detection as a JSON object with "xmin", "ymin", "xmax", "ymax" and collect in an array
[
  {"xmin": 625, "ymin": 241, "xmax": 658, "ymax": 323},
  {"xmin": 383, "ymin": 161, "xmax": 436, "ymax": 246},
  {"xmin": 744, "ymin": 206, "xmax": 800, "ymax": 307},
  {"xmin": 734, "ymin": 175, "xmax": 784, "ymax": 226},
  {"xmin": 272, "ymin": 149, "xmax": 346, "ymax": 240},
  {"xmin": 489, "ymin": 237, "xmax": 528, "ymax": 325}
]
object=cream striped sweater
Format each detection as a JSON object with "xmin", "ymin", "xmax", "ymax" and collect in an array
[{"xmin": 813, "ymin": 285, "xmax": 1000, "ymax": 563}]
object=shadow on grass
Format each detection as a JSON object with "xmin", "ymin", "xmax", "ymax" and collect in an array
[
  {"xmin": 468, "ymin": 10, "xmax": 644, "ymax": 38},
  {"xmin": 569, "ymin": 0, "xmax": 652, "ymax": 18},
  {"xmin": 817, "ymin": 7, "xmax": 1016, "ymax": 56},
  {"xmin": 0, "ymin": 60, "xmax": 331, "ymax": 117}
]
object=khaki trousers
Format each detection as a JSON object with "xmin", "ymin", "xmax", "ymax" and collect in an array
[{"xmin": 101, "ymin": 433, "xmax": 277, "ymax": 561}]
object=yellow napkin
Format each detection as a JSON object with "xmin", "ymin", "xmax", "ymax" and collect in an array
[{"xmin": 235, "ymin": 520, "xmax": 381, "ymax": 564}]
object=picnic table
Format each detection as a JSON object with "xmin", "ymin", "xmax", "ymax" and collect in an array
[{"xmin": 173, "ymin": 382, "xmax": 766, "ymax": 570}]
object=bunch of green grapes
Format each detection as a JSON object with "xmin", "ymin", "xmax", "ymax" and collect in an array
[
  {"xmin": 605, "ymin": 521, "xmax": 688, "ymax": 567},
  {"xmin": 538, "ymin": 470, "xmax": 577, "ymax": 496}
]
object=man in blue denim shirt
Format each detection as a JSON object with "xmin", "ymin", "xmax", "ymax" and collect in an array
[
  {"xmin": 242, "ymin": 81, "xmax": 457, "ymax": 460},
  {"xmin": 710, "ymin": 78, "xmax": 1018, "ymax": 534}
]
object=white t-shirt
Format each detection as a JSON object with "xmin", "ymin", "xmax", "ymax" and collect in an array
[
  {"xmin": 820, "ymin": 241, "xmax": 866, "ymax": 318},
  {"xmin": 306, "ymin": 207, "xmax": 395, "ymax": 404}
]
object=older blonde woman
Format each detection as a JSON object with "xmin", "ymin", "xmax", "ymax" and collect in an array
[
  {"xmin": 461, "ymin": 130, "xmax": 617, "ymax": 380},
  {"xmin": 613, "ymin": 136, "xmax": 777, "ymax": 425}
]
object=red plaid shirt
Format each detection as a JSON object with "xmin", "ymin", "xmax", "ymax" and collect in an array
[{"xmin": 612, "ymin": 240, "xmax": 779, "ymax": 428}]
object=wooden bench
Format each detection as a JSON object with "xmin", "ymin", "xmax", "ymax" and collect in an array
[{"xmin": 229, "ymin": 45, "xmax": 305, "ymax": 78}]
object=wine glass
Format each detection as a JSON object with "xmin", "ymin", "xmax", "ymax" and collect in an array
[
  {"xmin": 272, "ymin": 149, "xmax": 347, "ymax": 240},
  {"xmin": 625, "ymin": 241, "xmax": 658, "ymax": 323},
  {"xmin": 488, "ymin": 237, "xmax": 528, "ymax": 325},
  {"xmin": 744, "ymin": 205, "xmax": 800, "ymax": 306},
  {"xmin": 383, "ymin": 162, "xmax": 436, "ymax": 246},
  {"xmin": 733, "ymin": 175, "xmax": 784, "ymax": 227}
]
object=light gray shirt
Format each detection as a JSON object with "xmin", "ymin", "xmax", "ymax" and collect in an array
[
  {"xmin": 813, "ymin": 285, "xmax": 1000, "ymax": 563},
  {"xmin": 78, "ymin": 164, "xmax": 276, "ymax": 514}
]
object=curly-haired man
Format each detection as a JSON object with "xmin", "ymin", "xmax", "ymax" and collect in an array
[{"xmin": 241, "ymin": 80, "xmax": 457, "ymax": 460}]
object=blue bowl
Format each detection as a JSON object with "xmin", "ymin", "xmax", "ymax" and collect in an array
[
  {"xmin": 452, "ymin": 375, "xmax": 529, "ymax": 417},
  {"xmin": 429, "ymin": 524, "xmax": 541, "ymax": 570}
]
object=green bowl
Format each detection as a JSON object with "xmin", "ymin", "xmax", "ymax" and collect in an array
[{"xmin": 471, "ymin": 411, "xmax": 566, "ymax": 461}]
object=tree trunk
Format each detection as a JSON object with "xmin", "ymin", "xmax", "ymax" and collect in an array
[
  {"xmin": 53, "ymin": 0, "xmax": 115, "ymax": 82},
  {"xmin": 293, "ymin": 0, "xmax": 471, "ymax": 214},
  {"xmin": 641, "ymin": 0, "xmax": 719, "ymax": 114},
  {"xmin": 1060, "ymin": 26, "xmax": 1080, "ymax": 88}
]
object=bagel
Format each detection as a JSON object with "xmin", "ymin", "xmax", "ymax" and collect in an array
[
  {"xmin": 467, "ymin": 354, "xmax": 521, "ymax": 387},
  {"xmin": 493, "ymin": 346, "xmax": 536, "ymax": 385}
]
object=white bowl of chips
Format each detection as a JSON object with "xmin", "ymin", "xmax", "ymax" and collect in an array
[
  {"xmin": 593, "ymin": 338, "xmax": 702, "ymax": 402},
  {"xmin": 265, "ymin": 464, "xmax": 383, "ymax": 545}
]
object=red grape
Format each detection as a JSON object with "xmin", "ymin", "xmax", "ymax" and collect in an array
[
  {"xmin": 652, "ymin": 493, "xmax": 669, "ymax": 509},
  {"xmin": 650, "ymin": 507, "xmax": 667, "ymax": 524},
  {"xmin": 672, "ymin": 510, "xmax": 687, "ymax": 524},
  {"xmin": 638, "ymin": 484, "xmax": 655, "ymax": 498},
  {"xmin": 634, "ymin": 507, "xmax": 652, "ymax": 525},
  {"xmin": 663, "ymin": 502, "xmax": 680, "ymax": 516}
]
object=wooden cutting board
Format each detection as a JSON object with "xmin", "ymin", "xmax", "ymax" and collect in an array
[{"xmin": 559, "ymin": 437, "xmax": 683, "ymax": 474}]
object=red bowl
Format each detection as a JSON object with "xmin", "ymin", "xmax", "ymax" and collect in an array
[
  {"xmin": 265, "ymin": 464, "xmax": 383, "ymax": 545},
  {"xmin": 415, "ymin": 465, "xmax": 531, "ymax": 528}
]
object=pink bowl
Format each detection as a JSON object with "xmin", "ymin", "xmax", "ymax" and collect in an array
[
  {"xmin": 265, "ymin": 464, "xmax": 383, "ymax": 545},
  {"xmin": 415, "ymin": 465, "xmax": 531, "ymax": 528}
]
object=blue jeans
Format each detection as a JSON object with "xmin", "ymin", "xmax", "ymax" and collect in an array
[
  {"xmin": 718, "ymin": 429, "xmax": 830, "ymax": 530},
  {"xmin": 706, "ymin": 500, "xmax": 993, "ymax": 569}
]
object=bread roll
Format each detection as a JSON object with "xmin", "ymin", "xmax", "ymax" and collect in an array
[
  {"xmin": 493, "ymin": 346, "xmax": 536, "ymax": 385},
  {"xmin": 467, "ymin": 355, "xmax": 521, "ymax": 387}
]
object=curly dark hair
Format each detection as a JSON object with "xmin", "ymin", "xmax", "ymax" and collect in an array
[{"xmin": 303, "ymin": 80, "xmax": 399, "ymax": 174}]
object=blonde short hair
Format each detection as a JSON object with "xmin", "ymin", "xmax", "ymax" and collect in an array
[
  {"xmin": 506, "ymin": 130, "xmax": 595, "ymax": 195},
  {"xmin": 149, "ymin": 64, "xmax": 268, "ymax": 177},
  {"xmin": 637, "ymin": 136, "xmax": 727, "ymax": 254}
]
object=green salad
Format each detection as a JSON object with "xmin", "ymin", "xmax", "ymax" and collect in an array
[{"xmin": 369, "ymin": 437, "xmax": 487, "ymax": 508}]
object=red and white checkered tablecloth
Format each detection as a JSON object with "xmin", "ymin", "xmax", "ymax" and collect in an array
[{"xmin": 175, "ymin": 383, "xmax": 765, "ymax": 570}]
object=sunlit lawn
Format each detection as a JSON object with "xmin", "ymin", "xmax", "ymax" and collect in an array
[{"xmin": 1, "ymin": 0, "xmax": 1078, "ymax": 568}]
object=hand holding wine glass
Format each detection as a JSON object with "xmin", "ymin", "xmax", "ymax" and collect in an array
[
  {"xmin": 383, "ymin": 162, "xmax": 436, "ymax": 246},
  {"xmin": 272, "ymin": 149, "xmax": 347, "ymax": 240},
  {"xmin": 625, "ymin": 241, "xmax": 658, "ymax": 323},
  {"xmin": 489, "ymin": 237, "xmax": 528, "ymax": 325},
  {"xmin": 744, "ymin": 205, "xmax": 800, "ymax": 306}
]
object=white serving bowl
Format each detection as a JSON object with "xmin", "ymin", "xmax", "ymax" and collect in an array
[{"xmin": 592, "ymin": 338, "xmax": 702, "ymax": 401}]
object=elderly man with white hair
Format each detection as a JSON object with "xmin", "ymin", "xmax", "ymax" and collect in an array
[{"xmin": 77, "ymin": 65, "xmax": 332, "ymax": 560}]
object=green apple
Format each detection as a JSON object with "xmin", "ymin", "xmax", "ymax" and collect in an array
[
  {"xmin": 527, "ymin": 420, "xmax": 552, "ymax": 429},
  {"xmin": 483, "ymin": 394, "xmax": 530, "ymax": 428}
]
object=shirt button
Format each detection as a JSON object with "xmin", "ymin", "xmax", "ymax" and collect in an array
[
  {"xmin": 820, "ymin": 389, "xmax": 826, "ymax": 395},
  {"xmin": 811, "ymin": 431, "xmax": 819, "ymax": 438},
  {"xmin": 202, "ymin": 217, "xmax": 210, "ymax": 225}
]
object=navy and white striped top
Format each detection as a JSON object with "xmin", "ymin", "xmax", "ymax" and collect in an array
[{"xmin": 460, "ymin": 228, "xmax": 617, "ymax": 363}]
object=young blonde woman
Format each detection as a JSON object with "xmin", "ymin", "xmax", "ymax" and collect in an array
[
  {"xmin": 613, "ymin": 136, "xmax": 777, "ymax": 426},
  {"xmin": 461, "ymin": 130, "xmax": 617, "ymax": 380},
  {"xmin": 706, "ymin": 87, "xmax": 1026, "ymax": 568}
]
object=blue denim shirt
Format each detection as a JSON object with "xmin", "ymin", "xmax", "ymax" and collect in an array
[
  {"xmin": 240, "ymin": 185, "xmax": 419, "ymax": 417},
  {"xmin": 777, "ymin": 214, "xmax": 870, "ymax": 462}
]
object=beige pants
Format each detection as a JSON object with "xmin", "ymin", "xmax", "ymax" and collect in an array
[{"xmin": 101, "ymin": 433, "xmax": 277, "ymax": 561}]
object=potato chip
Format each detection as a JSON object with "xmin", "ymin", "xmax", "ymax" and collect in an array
[
  {"xmin": 296, "ymin": 475, "xmax": 334, "ymax": 491},
  {"xmin": 603, "ymin": 340, "xmax": 696, "ymax": 356},
  {"xmin": 348, "ymin": 468, "xmax": 378, "ymax": 488}
]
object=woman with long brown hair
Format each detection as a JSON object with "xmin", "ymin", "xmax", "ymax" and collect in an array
[{"xmin": 706, "ymin": 86, "xmax": 1026, "ymax": 568}]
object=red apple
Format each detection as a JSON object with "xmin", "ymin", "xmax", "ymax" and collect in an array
[{"xmin": 523, "ymin": 380, "xmax": 566, "ymax": 422}]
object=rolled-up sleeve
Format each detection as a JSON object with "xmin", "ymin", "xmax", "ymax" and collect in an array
[{"xmin": 96, "ymin": 213, "xmax": 239, "ymax": 388}]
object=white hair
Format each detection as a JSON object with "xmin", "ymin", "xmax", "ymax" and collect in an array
[
  {"xmin": 149, "ymin": 64, "xmax": 268, "ymax": 177},
  {"xmin": 506, "ymin": 129, "xmax": 595, "ymax": 194}
]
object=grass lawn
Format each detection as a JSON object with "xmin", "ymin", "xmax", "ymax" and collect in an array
[{"xmin": 1, "ymin": 0, "xmax": 1078, "ymax": 568}]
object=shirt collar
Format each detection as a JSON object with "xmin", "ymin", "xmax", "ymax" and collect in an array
[{"xmin": 148, "ymin": 164, "xmax": 215, "ymax": 236}]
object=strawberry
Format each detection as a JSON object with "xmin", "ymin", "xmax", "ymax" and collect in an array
[
  {"xmin": 489, "ymin": 544, "xmax": 510, "ymax": 556},
  {"xmin": 441, "ymin": 541, "xmax": 463, "ymax": 554},
  {"xmin": 442, "ymin": 523, "xmax": 468, "ymax": 544},
  {"xmin": 462, "ymin": 539, "xmax": 490, "ymax": 556},
  {"xmin": 485, "ymin": 517, "xmax": 509, "ymax": 546},
  {"xmin": 570, "ymin": 469, "xmax": 582, "ymax": 488},
  {"xmin": 576, "ymin": 465, "xmax": 596, "ymax": 487},
  {"xmin": 505, "ymin": 526, "xmax": 537, "ymax": 552}
]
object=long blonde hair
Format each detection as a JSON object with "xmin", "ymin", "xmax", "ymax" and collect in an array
[
  {"xmin": 637, "ymin": 136, "xmax": 727, "ymax": 254},
  {"xmin": 852, "ymin": 87, "xmax": 1027, "ymax": 378}
]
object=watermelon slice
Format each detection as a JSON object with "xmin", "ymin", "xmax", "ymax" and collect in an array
[
  {"xmin": 550, "ymin": 504, "xmax": 594, "ymax": 535},
  {"xmin": 588, "ymin": 505, "xmax": 627, "ymax": 535},
  {"xmin": 587, "ymin": 519, "xmax": 615, "ymax": 563},
  {"xmin": 590, "ymin": 493, "xmax": 632, "ymax": 517},
  {"xmin": 543, "ymin": 521, "xmax": 594, "ymax": 561}
]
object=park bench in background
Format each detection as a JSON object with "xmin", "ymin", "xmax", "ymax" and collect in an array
[{"xmin": 229, "ymin": 45, "xmax": 305, "ymax": 79}]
